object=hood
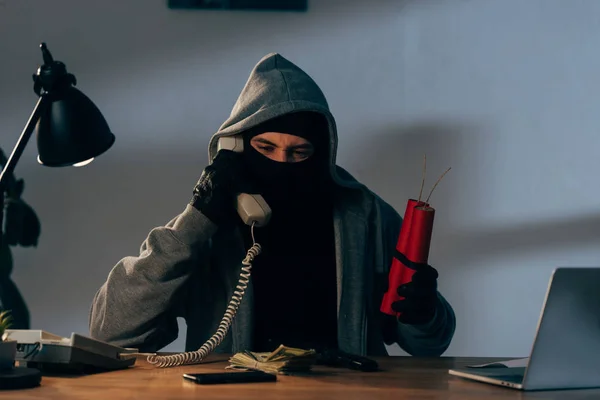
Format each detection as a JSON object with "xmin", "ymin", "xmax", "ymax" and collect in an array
[{"xmin": 207, "ymin": 52, "xmax": 362, "ymax": 189}]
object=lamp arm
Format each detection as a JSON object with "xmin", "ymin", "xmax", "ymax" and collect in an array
[{"xmin": 0, "ymin": 95, "xmax": 47, "ymax": 247}]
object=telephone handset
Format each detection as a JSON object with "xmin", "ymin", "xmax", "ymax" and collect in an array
[
  {"xmin": 146, "ymin": 135, "xmax": 269, "ymax": 368},
  {"xmin": 217, "ymin": 136, "xmax": 272, "ymax": 227}
]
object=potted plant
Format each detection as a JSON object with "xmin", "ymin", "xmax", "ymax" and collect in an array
[{"xmin": 0, "ymin": 310, "xmax": 16, "ymax": 370}]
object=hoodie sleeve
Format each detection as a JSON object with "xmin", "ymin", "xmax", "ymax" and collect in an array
[
  {"xmin": 89, "ymin": 205, "xmax": 217, "ymax": 352},
  {"xmin": 374, "ymin": 196, "xmax": 456, "ymax": 357}
]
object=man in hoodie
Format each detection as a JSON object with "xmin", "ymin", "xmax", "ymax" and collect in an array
[{"xmin": 89, "ymin": 53, "xmax": 456, "ymax": 358}]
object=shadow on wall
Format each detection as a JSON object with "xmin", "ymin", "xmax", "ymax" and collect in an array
[
  {"xmin": 441, "ymin": 213, "xmax": 600, "ymax": 269},
  {"xmin": 346, "ymin": 119, "xmax": 482, "ymax": 229},
  {"xmin": 345, "ymin": 120, "xmax": 600, "ymax": 270}
]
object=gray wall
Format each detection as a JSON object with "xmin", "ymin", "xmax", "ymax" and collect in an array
[{"xmin": 1, "ymin": 0, "xmax": 599, "ymax": 357}]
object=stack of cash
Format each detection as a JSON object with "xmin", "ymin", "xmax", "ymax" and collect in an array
[{"xmin": 227, "ymin": 345, "xmax": 317, "ymax": 374}]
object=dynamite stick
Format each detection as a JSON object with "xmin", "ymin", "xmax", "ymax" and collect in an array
[{"xmin": 380, "ymin": 157, "xmax": 450, "ymax": 317}]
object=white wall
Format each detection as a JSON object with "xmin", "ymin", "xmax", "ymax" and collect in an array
[{"xmin": 1, "ymin": 0, "xmax": 599, "ymax": 357}]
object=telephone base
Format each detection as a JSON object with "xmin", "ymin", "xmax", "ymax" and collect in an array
[{"xmin": 5, "ymin": 330, "xmax": 137, "ymax": 375}]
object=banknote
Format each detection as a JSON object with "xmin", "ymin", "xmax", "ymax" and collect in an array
[{"xmin": 227, "ymin": 344, "xmax": 317, "ymax": 374}]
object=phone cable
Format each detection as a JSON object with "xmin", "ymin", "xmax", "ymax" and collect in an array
[{"xmin": 146, "ymin": 222, "xmax": 261, "ymax": 368}]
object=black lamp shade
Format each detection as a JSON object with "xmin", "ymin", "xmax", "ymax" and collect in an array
[{"xmin": 35, "ymin": 87, "xmax": 115, "ymax": 167}]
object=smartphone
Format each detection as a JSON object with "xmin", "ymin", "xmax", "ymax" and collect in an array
[{"xmin": 182, "ymin": 370, "xmax": 277, "ymax": 385}]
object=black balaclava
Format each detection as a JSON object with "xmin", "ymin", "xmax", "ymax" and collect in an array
[{"xmin": 240, "ymin": 111, "xmax": 332, "ymax": 215}]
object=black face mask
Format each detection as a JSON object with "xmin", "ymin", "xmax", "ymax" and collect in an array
[{"xmin": 241, "ymin": 135, "xmax": 331, "ymax": 217}]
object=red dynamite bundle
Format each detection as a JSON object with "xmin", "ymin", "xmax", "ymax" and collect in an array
[{"xmin": 380, "ymin": 157, "xmax": 450, "ymax": 318}]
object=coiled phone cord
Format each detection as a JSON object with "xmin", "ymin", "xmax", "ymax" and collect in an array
[{"xmin": 147, "ymin": 223, "xmax": 261, "ymax": 368}]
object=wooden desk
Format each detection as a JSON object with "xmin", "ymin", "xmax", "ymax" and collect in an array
[{"xmin": 0, "ymin": 355, "xmax": 598, "ymax": 399}]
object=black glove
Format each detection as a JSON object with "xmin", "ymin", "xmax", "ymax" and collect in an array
[
  {"xmin": 391, "ymin": 263, "xmax": 439, "ymax": 325},
  {"xmin": 190, "ymin": 150, "xmax": 253, "ymax": 226}
]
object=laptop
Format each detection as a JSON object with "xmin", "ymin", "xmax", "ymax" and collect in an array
[{"xmin": 448, "ymin": 267, "xmax": 600, "ymax": 391}]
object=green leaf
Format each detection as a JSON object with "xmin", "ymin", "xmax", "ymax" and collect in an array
[{"xmin": 0, "ymin": 310, "xmax": 13, "ymax": 339}]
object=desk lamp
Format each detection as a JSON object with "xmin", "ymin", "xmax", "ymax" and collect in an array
[
  {"xmin": 0, "ymin": 43, "xmax": 115, "ymax": 389},
  {"xmin": 0, "ymin": 43, "xmax": 115, "ymax": 249}
]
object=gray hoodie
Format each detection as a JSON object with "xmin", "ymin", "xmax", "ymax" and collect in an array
[{"xmin": 89, "ymin": 53, "xmax": 456, "ymax": 357}]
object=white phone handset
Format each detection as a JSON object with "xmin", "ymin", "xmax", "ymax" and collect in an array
[
  {"xmin": 216, "ymin": 136, "xmax": 244, "ymax": 153},
  {"xmin": 217, "ymin": 136, "xmax": 272, "ymax": 227}
]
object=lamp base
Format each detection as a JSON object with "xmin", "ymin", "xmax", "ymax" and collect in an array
[{"xmin": 0, "ymin": 367, "xmax": 41, "ymax": 390}]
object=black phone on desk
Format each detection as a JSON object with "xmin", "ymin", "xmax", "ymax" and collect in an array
[
  {"xmin": 316, "ymin": 349, "xmax": 379, "ymax": 372},
  {"xmin": 183, "ymin": 370, "xmax": 277, "ymax": 385}
]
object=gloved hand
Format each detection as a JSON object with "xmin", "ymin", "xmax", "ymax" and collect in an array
[
  {"xmin": 190, "ymin": 149, "xmax": 253, "ymax": 227},
  {"xmin": 391, "ymin": 264, "xmax": 439, "ymax": 325}
]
